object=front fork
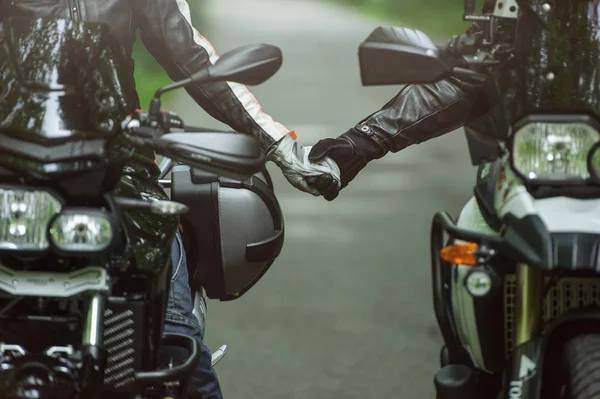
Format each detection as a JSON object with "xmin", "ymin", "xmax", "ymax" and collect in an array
[
  {"xmin": 83, "ymin": 293, "xmax": 106, "ymax": 347},
  {"xmin": 503, "ymin": 264, "xmax": 544, "ymax": 399},
  {"xmin": 80, "ymin": 292, "xmax": 108, "ymax": 397},
  {"xmin": 435, "ymin": 263, "xmax": 544, "ymax": 399},
  {"xmin": 514, "ymin": 264, "xmax": 543, "ymax": 346}
]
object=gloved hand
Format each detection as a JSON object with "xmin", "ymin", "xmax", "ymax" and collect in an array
[
  {"xmin": 308, "ymin": 127, "xmax": 386, "ymax": 201},
  {"xmin": 269, "ymin": 133, "xmax": 341, "ymax": 196}
]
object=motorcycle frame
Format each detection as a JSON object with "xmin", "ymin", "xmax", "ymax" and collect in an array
[{"xmin": 431, "ymin": 170, "xmax": 600, "ymax": 399}]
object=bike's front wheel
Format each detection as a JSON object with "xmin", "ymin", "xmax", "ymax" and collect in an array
[{"xmin": 562, "ymin": 334, "xmax": 600, "ymax": 399}]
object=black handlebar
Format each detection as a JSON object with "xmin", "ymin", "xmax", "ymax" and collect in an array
[
  {"xmin": 183, "ymin": 126, "xmax": 235, "ymax": 134},
  {"xmin": 433, "ymin": 212, "xmax": 503, "ymax": 246},
  {"xmin": 432, "ymin": 211, "xmax": 548, "ymax": 270}
]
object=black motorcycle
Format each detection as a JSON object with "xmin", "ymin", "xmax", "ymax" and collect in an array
[
  {"xmin": 0, "ymin": 17, "xmax": 284, "ymax": 399},
  {"xmin": 358, "ymin": 0, "xmax": 600, "ymax": 398}
]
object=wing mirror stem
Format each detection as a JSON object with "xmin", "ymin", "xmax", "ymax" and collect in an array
[{"xmin": 149, "ymin": 70, "xmax": 211, "ymax": 123}]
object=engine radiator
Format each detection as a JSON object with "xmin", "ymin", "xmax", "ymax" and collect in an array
[
  {"xmin": 504, "ymin": 275, "xmax": 600, "ymax": 357},
  {"xmin": 102, "ymin": 300, "xmax": 145, "ymax": 391}
]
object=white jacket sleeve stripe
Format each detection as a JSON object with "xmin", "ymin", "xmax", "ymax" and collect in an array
[{"xmin": 174, "ymin": 0, "xmax": 289, "ymax": 142}]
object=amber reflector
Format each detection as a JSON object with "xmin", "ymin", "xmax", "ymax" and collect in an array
[{"xmin": 440, "ymin": 242, "xmax": 479, "ymax": 266}]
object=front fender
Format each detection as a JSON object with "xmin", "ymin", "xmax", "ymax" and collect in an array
[{"xmin": 503, "ymin": 308, "xmax": 600, "ymax": 399}]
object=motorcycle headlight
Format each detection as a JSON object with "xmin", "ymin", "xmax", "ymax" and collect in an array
[
  {"xmin": 511, "ymin": 122, "xmax": 600, "ymax": 181},
  {"xmin": 49, "ymin": 210, "xmax": 114, "ymax": 252},
  {"xmin": 0, "ymin": 188, "xmax": 63, "ymax": 251}
]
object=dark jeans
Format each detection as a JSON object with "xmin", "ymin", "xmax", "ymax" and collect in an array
[{"xmin": 161, "ymin": 232, "xmax": 224, "ymax": 399}]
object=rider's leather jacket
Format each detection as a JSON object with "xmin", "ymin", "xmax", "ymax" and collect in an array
[
  {"xmin": 0, "ymin": 0, "xmax": 289, "ymax": 151},
  {"xmin": 353, "ymin": 78, "xmax": 477, "ymax": 155},
  {"xmin": 310, "ymin": 3, "xmax": 499, "ymax": 194},
  {"xmin": 348, "ymin": 0, "xmax": 498, "ymax": 157}
]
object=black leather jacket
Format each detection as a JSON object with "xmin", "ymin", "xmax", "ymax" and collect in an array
[
  {"xmin": 351, "ymin": 2, "xmax": 497, "ymax": 156},
  {"xmin": 307, "ymin": 12, "xmax": 497, "ymax": 198},
  {"xmin": 0, "ymin": 0, "xmax": 289, "ymax": 151},
  {"xmin": 355, "ymin": 79, "xmax": 476, "ymax": 155}
]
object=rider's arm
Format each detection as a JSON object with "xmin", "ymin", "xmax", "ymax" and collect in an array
[
  {"xmin": 308, "ymin": 78, "xmax": 481, "ymax": 196},
  {"xmin": 134, "ymin": 0, "xmax": 341, "ymax": 196},
  {"xmin": 343, "ymin": 0, "xmax": 498, "ymax": 153},
  {"xmin": 134, "ymin": 0, "xmax": 289, "ymax": 151},
  {"xmin": 331, "ymin": 0, "xmax": 498, "ymax": 156},
  {"xmin": 351, "ymin": 78, "xmax": 475, "ymax": 154},
  {"xmin": 308, "ymin": 26, "xmax": 492, "ymax": 198}
]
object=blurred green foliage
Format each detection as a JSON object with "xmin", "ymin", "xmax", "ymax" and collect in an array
[
  {"xmin": 336, "ymin": 0, "xmax": 470, "ymax": 38},
  {"xmin": 132, "ymin": 0, "xmax": 467, "ymax": 106},
  {"xmin": 132, "ymin": 39, "xmax": 172, "ymax": 108},
  {"xmin": 132, "ymin": 2, "xmax": 205, "ymax": 107}
]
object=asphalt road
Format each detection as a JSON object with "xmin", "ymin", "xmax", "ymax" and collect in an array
[{"xmin": 170, "ymin": 0, "xmax": 477, "ymax": 397}]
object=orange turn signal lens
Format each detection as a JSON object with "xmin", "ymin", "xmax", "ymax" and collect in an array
[{"xmin": 440, "ymin": 242, "xmax": 479, "ymax": 266}]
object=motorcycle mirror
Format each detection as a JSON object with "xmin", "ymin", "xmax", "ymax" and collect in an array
[
  {"xmin": 153, "ymin": 44, "xmax": 282, "ymax": 99},
  {"xmin": 151, "ymin": 132, "xmax": 265, "ymax": 180},
  {"xmin": 189, "ymin": 43, "xmax": 283, "ymax": 86},
  {"xmin": 359, "ymin": 26, "xmax": 459, "ymax": 85}
]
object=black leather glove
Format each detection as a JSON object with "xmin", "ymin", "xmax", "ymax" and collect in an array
[
  {"xmin": 307, "ymin": 128, "xmax": 387, "ymax": 201},
  {"xmin": 269, "ymin": 134, "xmax": 341, "ymax": 196}
]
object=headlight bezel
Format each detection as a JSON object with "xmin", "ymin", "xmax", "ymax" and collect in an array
[
  {"xmin": 587, "ymin": 140, "xmax": 600, "ymax": 184},
  {"xmin": 508, "ymin": 114, "xmax": 600, "ymax": 185},
  {"xmin": 0, "ymin": 185, "xmax": 120, "ymax": 256},
  {"xmin": 0, "ymin": 185, "xmax": 65, "ymax": 255},
  {"xmin": 48, "ymin": 208, "xmax": 117, "ymax": 255}
]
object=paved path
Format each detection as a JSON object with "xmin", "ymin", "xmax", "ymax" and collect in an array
[{"xmin": 170, "ymin": 0, "xmax": 476, "ymax": 397}]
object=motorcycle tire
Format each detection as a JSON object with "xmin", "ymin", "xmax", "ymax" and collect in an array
[{"xmin": 562, "ymin": 334, "xmax": 600, "ymax": 399}]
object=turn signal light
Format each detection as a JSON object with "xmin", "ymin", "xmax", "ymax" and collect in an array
[{"xmin": 440, "ymin": 242, "xmax": 479, "ymax": 266}]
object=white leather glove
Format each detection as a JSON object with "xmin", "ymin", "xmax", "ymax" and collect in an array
[{"xmin": 268, "ymin": 134, "xmax": 341, "ymax": 196}]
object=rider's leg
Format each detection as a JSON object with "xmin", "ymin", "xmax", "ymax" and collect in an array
[{"xmin": 160, "ymin": 231, "xmax": 224, "ymax": 399}]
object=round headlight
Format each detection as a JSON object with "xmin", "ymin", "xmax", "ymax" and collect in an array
[
  {"xmin": 49, "ymin": 210, "xmax": 113, "ymax": 252},
  {"xmin": 512, "ymin": 121, "xmax": 599, "ymax": 181},
  {"xmin": 0, "ymin": 187, "xmax": 63, "ymax": 251}
]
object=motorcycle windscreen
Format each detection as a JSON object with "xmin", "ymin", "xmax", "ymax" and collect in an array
[
  {"xmin": 0, "ymin": 18, "xmax": 134, "ymax": 141},
  {"xmin": 466, "ymin": 0, "xmax": 600, "ymax": 148}
]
